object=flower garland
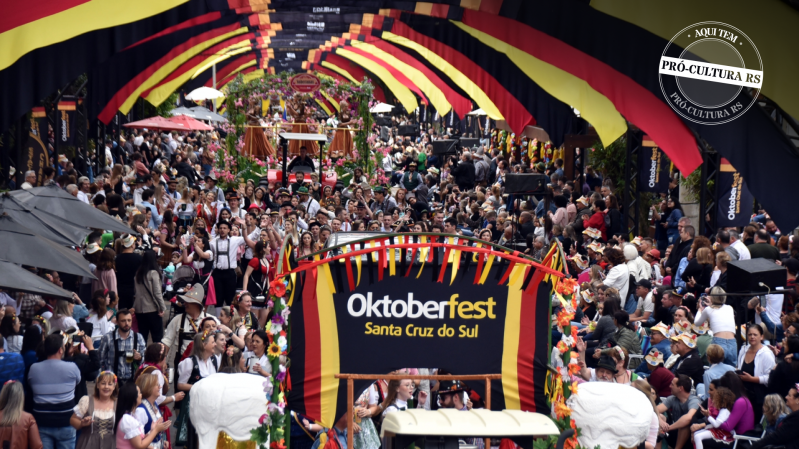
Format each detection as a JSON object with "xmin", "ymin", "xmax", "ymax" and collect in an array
[
  {"xmin": 250, "ymin": 278, "xmax": 292, "ymax": 449},
  {"xmin": 544, "ymin": 276, "xmax": 583, "ymax": 449}
]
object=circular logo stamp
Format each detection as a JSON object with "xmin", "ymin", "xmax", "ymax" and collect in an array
[{"xmin": 658, "ymin": 21, "xmax": 763, "ymax": 125}]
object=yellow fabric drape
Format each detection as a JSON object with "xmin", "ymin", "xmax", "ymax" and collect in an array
[
  {"xmin": 453, "ymin": 21, "xmax": 627, "ymax": 147},
  {"xmin": 334, "ymin": 47, "xmax": 419, "ymax": 112}
]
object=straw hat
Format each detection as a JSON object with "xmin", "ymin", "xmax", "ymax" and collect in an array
[
  {"xmin": 583, "ymin": 227, "xmax": 602, "ymax": 240},
  {"xmin": 587, "ymin": 241, "xmax": 604, "ymax": 254},
  {"xmin": 645, "ymin": 348, "xmax": 665, "ymax": 366},
  {"xmin": 670, "ymin": 332, "xmax": 697, "ymax": 349},
  {"xmin": 650, "ymin": 322, "xmax": 670, "ymax": 337}
]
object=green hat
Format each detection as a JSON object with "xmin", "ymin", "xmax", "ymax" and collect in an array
[
  {"xmin": 297, "ymin": 186, "xmax": 309, "ymax": 194},
  {"xmin": 373, "ymin": 186, "xmax": 385, "ymax": 194}
]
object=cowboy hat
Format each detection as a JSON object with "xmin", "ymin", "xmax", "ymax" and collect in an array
[{"xmin": 179, "ymin": 284, "xmax": 205, "ymax": 306}]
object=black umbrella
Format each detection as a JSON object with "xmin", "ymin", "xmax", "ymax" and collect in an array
[
  {"xmin": 0, "ymin": 214, "xmax": 96, "ymax": 279},
  {"xmin": 12, "ymin": 184, "xmax": 132, "ymax": 234},
  {"xmin": 0, "ymin": 260, "xmax": 75, "ymax": 298},
  {"xmin": 0, "ymin": 192, "xmax": 90, "ymax": 246}
]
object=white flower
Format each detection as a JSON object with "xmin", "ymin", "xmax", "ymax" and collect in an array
[
  {"xmin": 560, "ymin": 335, "xmax": 575, "ymax": 347},
  {"xmin": 268, "ymin": 402, "xmax": 285, "ymax": 415},
  {"xmin": 270, "ymin": 323, "xmax": 283, "ymax": 334},
  {"xmin": 263, "ymin": 378, "xmax": 273, "ymax": 396}
]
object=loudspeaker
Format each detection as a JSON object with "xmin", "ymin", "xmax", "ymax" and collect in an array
[
  {"xmin": 374, "ymin": 117, "xmax": 392, "ymax": 127},
  {"xmin": 503, "ymin": 173, "xmax": 548, "ymax": 194},
  {"xmin": 458, "ymin": 138, "xmax": 480, "ymax": 150},
  {"xmin": 398, "ymin": 124, "xmax": 419, "ymax": 136},
  {"xmin": 431, "ymin": 139, "xmax": 457, "ymax": 154},
  {"xmin": 727, "ymin": 258, "xmax": 786, "ymax": 294}
]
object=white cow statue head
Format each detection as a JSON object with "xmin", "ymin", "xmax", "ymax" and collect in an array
[
  {"xmin": 567, "ymin": 382, "xmax": 652, "ymax": 449},
  {"xmin": 190, "ymin": 373, "xmax": 269, "ymax": 449}
]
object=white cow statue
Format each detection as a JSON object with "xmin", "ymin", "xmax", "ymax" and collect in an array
[
  {"xmin": 567, "ymin": 382, "xmax": 653, "ymax": 449},
  {"xmin": 190, "ymin": 373, "xmax": 268, "ymax": 449}
]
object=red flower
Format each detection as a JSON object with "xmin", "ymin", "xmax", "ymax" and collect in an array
[
  {"xmin": 270, "ymin": 440, "xmax": 286, "ymax": 449},
  {"xmin": 270, "ymin": 279, "xmax": 287, "ymax": 297}
]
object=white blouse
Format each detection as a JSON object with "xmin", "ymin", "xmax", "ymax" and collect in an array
[
  {"xmin": 118, "ymin": 414, "xmax": 144, "ymax": 440},
  {"xmin": 177, "ymin": 356, "xmax": 217, "ymax": 383}
]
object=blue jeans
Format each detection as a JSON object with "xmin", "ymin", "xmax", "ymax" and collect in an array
[
  {"xmin": 624, "ymin": 295, "xmax": 638, "ymax": 314},
  {"xmin": 712, "ymin": 336, "xmax": 738, "ymax": 367},
  {"xmin": 39, "ymin": 426, "xmax": 76, "ymax": 449}
]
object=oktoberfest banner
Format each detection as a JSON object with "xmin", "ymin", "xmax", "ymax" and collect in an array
[
  {"xmin": 639, "ymin": 137, "xmax": 671, "ymax": 193},
  {"xmin": 30, "ymin": 107, "xmax": 48, "ymax": 140},
  {"xmin": 57, "ymin": 102, "xmax": 77, "ymax": 146},
  {"xmin": 23, "ymin": 130, "xmax": 48, "ymax": 187},
  {"xmin": 287, "ymin": 249, "xmax": 554, "ymax": 427},
  {"xmin": 717, "ymin": 159, "xmax": 754, "ymax": 227}
]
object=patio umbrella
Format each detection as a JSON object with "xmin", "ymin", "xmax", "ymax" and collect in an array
[
  {"xmin": 370, "ymin": 102, "xmax": 394, "ymax": 113},
  {"xmin": 169, "ymin": 106, "xmax": 198, "ymax": 118},
  {"xmin": 185, "ymin": 86, "xmax": 225, "ymax": 101},
  {"xmin": 167, "ymin": 115, "xmax": 213, "ymax": 131},
  {"xmin": 122, "ymin": 116, "xmax": 175, "ymax": 130},
  {"xmin": 13, "ymin": 185, "xmax": 133, "ymax": 234},
  {"xmin": 467, "ymin": 108, "xmax": 487, "ymax": 116},
  {"xmin": 189, "ymin": 106, "xmax": 227, "ymax": 122},
  {"xmin": 0, "ymin": 214, "xmax": 96, "ymax": 279},
  {"xmin": 0, "ymin": 192, "xmax": 90, "ymax": 246},
  {"xmin": 0, "ymin": 260, "xmax": 75, "ymax": 298}
]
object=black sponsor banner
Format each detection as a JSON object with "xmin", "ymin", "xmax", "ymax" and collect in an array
[
  {"xmin": 717, "ymin": 164, "xmax": 754, "ymax": 227},
  {"xmin": 23, "ymin": 132, "xmax": 48, "ymax": 186},
  {"xmin": 638, "ymin": 146, "xmax": 670, "ymax": 193},
  {"xmin": 57, "ymin": 102, "xmax": 77, "ymax": 146}
]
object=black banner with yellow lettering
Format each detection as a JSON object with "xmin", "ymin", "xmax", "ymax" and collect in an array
[
  {"xmin": 23, "ymin": 131, "xmax": 48, "ymax": 187},
  {"xmin": 287, "ymin": 255, "xmax": 553, "ymax": 427},
  {"xmin": 638, "ymin": 145, "xmax": 671, "ymax": 193},
  {"xmin": 717, "ymin": 159, "xmax": 754, "ymax": 227},
  {"xmin": 57, "ymin": 102, "xmax": 77, "ymax": 146}
]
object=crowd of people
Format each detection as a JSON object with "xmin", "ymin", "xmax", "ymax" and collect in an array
[{"xmin": 2, "ymin": 107, "xmax": 799, "ymax": 449}]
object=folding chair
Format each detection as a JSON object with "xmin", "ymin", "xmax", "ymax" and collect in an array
[{"xmin": 732, "ymin": 416, "xmax": 767, "ymax": 449}]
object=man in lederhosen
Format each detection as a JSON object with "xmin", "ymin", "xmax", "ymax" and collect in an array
[
  {"xmin": 162, "ymin": 284, "xmax": 218, "ymax": 395},
  {"xmin": 209, "ymin": 220, "xmax": 246, "ymax": 307}
]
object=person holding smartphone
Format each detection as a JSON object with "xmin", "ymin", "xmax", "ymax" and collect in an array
[{"xmin": 694, "ymin": 287, "xmax": 737, "ymax": 367}]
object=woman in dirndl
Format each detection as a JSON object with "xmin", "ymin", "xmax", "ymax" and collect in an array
[
  {"xmin": 352, "ymin": 383, "xmax": 381, "ymax": 449},
  {"xmin": 286, "ymin": 93, "xmax": 319, "ymax": 156},
  {"xmin": 328, "ymin": 100, "xmax": 354, "ymax": 159},
  {"xmin": 135, "ymin": 372, "xmax": 168, "ymax": 449},
  {"xmin": 242, "ymin": 99, "xmax": 275, "ymax": 159},
  {"xmin": 175, "ymin": 332, "xmax": 218, "ymax": 449},
  {"xmin": 72, "ymin": 371, "xmax": 118, "ymax": 449}
]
